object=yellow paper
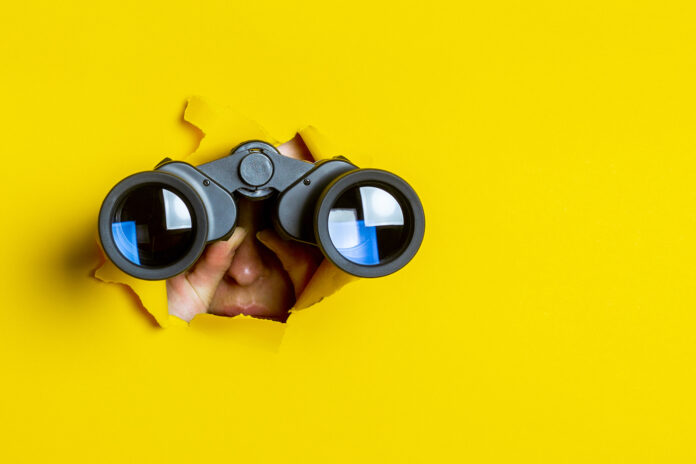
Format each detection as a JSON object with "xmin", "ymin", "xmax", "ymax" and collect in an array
[{"xmin": 2, "ymin": 1, "xmax": 695, "ymax": 462}]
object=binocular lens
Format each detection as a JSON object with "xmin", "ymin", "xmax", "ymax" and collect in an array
[
  {"xmin": 316, "ymin": 169, "xmax": 424, "ymax": 277},
  {"xmin": 327, "ymin": 185, "xmax": 409, "ymax": 266},
  {"xmin": 111, "ymin": 184, "xmax": 196, "ymax": 267}
]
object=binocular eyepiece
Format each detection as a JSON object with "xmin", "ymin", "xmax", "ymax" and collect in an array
[{"xmin": 98, "ymin": 141, "xmax": 425, "ymax": 280}]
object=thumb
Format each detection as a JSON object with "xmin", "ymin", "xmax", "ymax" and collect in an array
[
  {"xmin": 256, "ymin": 229, "xmax": 323, "ymax": 298},
  {"xmin": 185, "ymin": 227, "xmax": 247, "ymax": 307}
]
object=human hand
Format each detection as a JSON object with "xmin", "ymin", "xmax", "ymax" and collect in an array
[
  {"xmin": 255, "ymin": 228, "xmax": 323, "ymax": 299},
  {"xmin": 166, "ymin": 227, "xmax": 247, "ymax": 322}
]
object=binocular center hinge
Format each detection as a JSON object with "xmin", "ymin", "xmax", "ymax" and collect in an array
[{"xmin": 239, "ymin": 151, "xmax": 274, "ymax": 187}]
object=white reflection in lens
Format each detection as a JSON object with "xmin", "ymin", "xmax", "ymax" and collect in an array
[
  {"xmin": 360, "ymin": 187, "xmax": 404, "ymax": 227},
  {"xmin": 328, "ymin": 209, "xmax": 360, "ymax": 248},
  {"xmin": 162, "ymin": 189, "xmax": 192, "ymax": 230}
]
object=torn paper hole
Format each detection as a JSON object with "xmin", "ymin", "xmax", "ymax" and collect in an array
[{"xmin": 93, "ymin": 96, "xmax": 358, "ymax": 328}]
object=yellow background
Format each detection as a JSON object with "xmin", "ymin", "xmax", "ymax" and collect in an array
[{"xmin": 1, "ymin": 1, "xmax": 695, "ymax": 462}]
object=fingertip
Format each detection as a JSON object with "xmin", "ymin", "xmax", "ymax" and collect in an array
[
  {"xmin": 256, "ymin": 230, "xmax": 286, "ymax": 257},
  {"xmin": 256, "ymin": 229, "xmax": 271, "ymax": 243},
  {"xmin": 256, "ymin": 228, "xmax": 282, "ymax": 248},
  {"xmin": 227, "ymin": 227, "xmax": 247, "ymax": 250}
]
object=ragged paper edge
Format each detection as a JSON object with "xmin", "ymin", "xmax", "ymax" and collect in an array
[{"xmin": 93, "ymin": 96, "xmax": 358, "ymax": 330}]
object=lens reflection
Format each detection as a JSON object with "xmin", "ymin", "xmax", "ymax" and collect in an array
[
  {"xmin": 327, "ymin": 185, "xmax": 409, "ymax": 265},
  {"xmin": 111, "ymin": 185, "xmax": 195, "ymax": 267}
]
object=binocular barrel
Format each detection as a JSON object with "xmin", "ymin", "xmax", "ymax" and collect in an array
[{"xmin": 99, "ymin": 141, "xmax": 425, "ymax": 280}]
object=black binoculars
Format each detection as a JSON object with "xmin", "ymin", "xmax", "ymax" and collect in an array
[{"xmin": 99, "ymin": 141, "xmax": 425, "ymax": 280}]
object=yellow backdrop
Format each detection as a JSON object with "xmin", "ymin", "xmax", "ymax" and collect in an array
[{"xmin": 1, "ymin": 1, "xmax": 695, "ymax": 462}]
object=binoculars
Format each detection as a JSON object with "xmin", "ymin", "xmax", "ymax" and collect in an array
[{"xmin": 99, "ymin": 141, "xmax": 425, "ymax": 280}]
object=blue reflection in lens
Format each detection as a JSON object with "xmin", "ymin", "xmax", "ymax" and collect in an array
[
  {"xmin": 327, "ymin": 217, "xmax": 379, "ymax": 265},
  {"xmin": 112, "ymin": 221, "xmax": 141, "ymax": 265},
  {"xmin": 328, "ymin": 186, "xmax": 407, "ymax": 266}
]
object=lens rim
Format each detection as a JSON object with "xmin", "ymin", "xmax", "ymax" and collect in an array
[
  {"xmin": 314, "ymin": 169, "xmax": 425, "ymax": 278},
  {"xmin": 98, "ymin": 171, "xmax": 208, "ymax": 280}
]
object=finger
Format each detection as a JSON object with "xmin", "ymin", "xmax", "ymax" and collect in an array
[
  {"xmin": 185, "ymin": 227, "xmax": 247, "ymax": 306},
  {"xmin": 166, "ymin": 274, "xmax": 207, "ymax": 322},
  {"xmin": 256, "ymin": 229, "xmax": 322, "ymax": 297}
]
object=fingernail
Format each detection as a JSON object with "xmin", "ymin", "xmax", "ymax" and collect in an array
[{"xmin": 227, "ymin": 227, "xmax": 247, "ymax": 250}]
